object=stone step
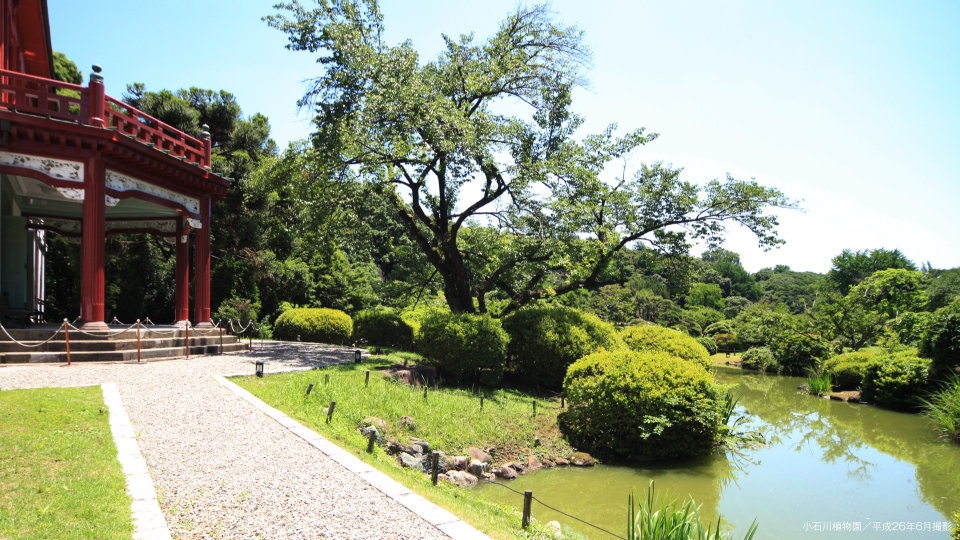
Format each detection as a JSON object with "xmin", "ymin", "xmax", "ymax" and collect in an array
[
  {"xmin": 0, "ymin": 335, "xmax": 244, "ymax": 353},
  {"xmin": 0, "ymin": 342, "xmax": 251, "ymax": 364}
]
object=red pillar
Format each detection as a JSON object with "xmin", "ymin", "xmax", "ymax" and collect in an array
[
  {"xmin": 174, "ymin": 218, "xmax": 190, "ymax": 326},
  {"xmin": 193, "ymin": 198, "xmax": 212, "ymax": 327},
  {"xmin": 80, "ymin": 156, "xmax": 108, "ymax": 331}
]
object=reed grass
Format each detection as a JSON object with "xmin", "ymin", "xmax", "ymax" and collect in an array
[
  {"xmin": 627, "ymin": 482, "xmax": 758, "ymax": 540},
  {"xmin": 806, "ymin": 372, "xmax": 832, "ymax": 395},
  {"xmin": 921, "ymin": 373, "xmax": 960, "ymax": 444}
]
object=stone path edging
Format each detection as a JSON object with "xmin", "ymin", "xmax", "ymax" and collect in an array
[
  {"xmin": 213, "ymin": 374, "xmax": 493, "ymax": 540},
  {"xmin": 102, "ymin": 382, "xmax": 173, "ymax": 540}
]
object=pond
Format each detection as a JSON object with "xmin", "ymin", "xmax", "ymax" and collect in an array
[{"xmin": 474, "ymin": 367, "xmax": 960, "ymax": 539}]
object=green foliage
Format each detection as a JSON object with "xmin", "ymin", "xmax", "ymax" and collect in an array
[
  {"xmin": 214, "ymin": 298, "xmax": 260, "ymax": 325},
  {"xmin": 627, "ymin": 482, "xmax": 758, "ymax": 540},
  {"xmin": 704, "ymin": 320, "xmax": 734, "ymax": 337},
  {"xmin": 560, "ymin": 350, "xmax": 725, "ymax": 461},
  {"xmin": 273, "ymin": 307, "xmax": 353, "ymax": 344},
  {"xmin": 503, "ymin": 307, "xmax": 623, "ymax": 388},
  {"xmin": 696, "ymin": 337, "xmax": 718, "ymax": 356},
  {"xmin": 823, "ymin": 351, "xmax": 875, "ymax": 390},
  {"xmin": 926, "ymin": 267, "xmax": 960, "ymax": 311},
  {"xmin": 825, "ymin": 248, "xmax": 917, "ymax": 295},
  {"xmin": 352, "ymin": 309, "xmax": 415, "ymax": 349},
  {"xmin": 740, "ymin": 347, "xmax": 777, "ymax": 372},
  {"xmin": 683, "ymin": 306, "xmax": 726, "ymax": 333},
  {"xmin": 891, "ymin": 311, "xmax": 933, "ymax": 346},
  {"xmin": 732, "ymin": 301, "xmax": 799, "ymax": 349},
  {"xmin": 686, "ymin": 283, "xmax": 724, "ymax": 310},
  {"xmin": 756, "ymin": 267, "xmax": 822, "ymax": 313},
  {"xmin": 860, "ymin": 351, "xmax": 931, "ymax": 411},
  {"xmin": 620, "ymin": 325, "xmax": 711, "ymax": 369},
  {"xmin": 52, "ymin": 51, "xmax": 82, "ymax": 84},
  {"xmin": 919, "ymin": 299, "xmax": 960, "ymax": 378},
  {"xmin": 921, "ymin": 373, "xmax": 960, "ymax": 445},
  {"xmin": 722, "ymin": 296, "xmax": 752, "ymax": 319},
  {"xmin": 418, "ymin": 312, "xmax": 509, "ymax": 385},
  {"xmin": 770, "ymin": 334, "xmax": 835, "ymax": 376}
]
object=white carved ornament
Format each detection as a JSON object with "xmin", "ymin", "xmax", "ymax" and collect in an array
[
  {"xmin": 27, "ymin": 217, "xmax": 82, "ymax": 234},
  {"xmin": 105, "ymin": 169, "xmax": 201, "ymax": 217},
  {"xmin": 0, "ymin": 152, "xmax": 83, "ymax": 181}
]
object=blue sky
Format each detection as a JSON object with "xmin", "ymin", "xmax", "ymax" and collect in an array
[{"xmin": 47, "ymin": 1, "xmax": 960, "ymax": 273}]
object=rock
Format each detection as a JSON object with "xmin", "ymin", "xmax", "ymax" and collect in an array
[
  {"xmin": 533, "ymin": 436, "xmax": 541, "ymax": 447},
  {"xmin": 410, "ymin": 444, "xmax": 426, "ymax": 455},
  {"xmin": 425, "ymin": 451, "xmax": 448, "ymax": 474},
  {"xmin": 848, "ymin": 396, "xmax": 862, "ymax": 404},
  {"xmin": 386, "ymin": 365, "xmax": 437, "ymax": 387},
  {"xmin": 408, "ymin": 437, "xmax": 431, "ymax": 454},
  {"xmin": 467, "ymin": 446, "xmax": 492, "ymax": 464},
  {"xmin": 467, "ymin": 459, "xmax": 488, "ymax": 478},
  {"xmin": 400, "ymin": 415, "xmax": 418, "ymax": 431},
  {"xmin": 554, "ymin": 457, "xmax": 570, "ymax": 466},
  {"xmin": 443, "ymin": 470, "xmax": 479, "ymax": 488},
  {"xmin": 798, "ymin": 384, "xmax": 808, "ymax": 391},
  {"xmin": 526, "ymin": 455, "xmax": 542, "ymax": 471},
  {"xmin": 482, "ymin": 472, "xmax": 496, "ymax": 482},
  {"xmin": 363, "ymin": 416, "xmax": 387, "ymax": 431},
  {"xmin": 541, "ymin": 457, "xmax": 555, "ymax": 468},
  {"xmin": 359, "ymin": 425, "xmax": 380, "ymax": 443},
  {"xmin": 399, "ymin": 452, "xmax": 428, "ymax": 473},
  {"xmin": 829, "ymin": 395, "xmax": 844, "ymax": 401},
  {"xmin": 494, "ymin": 466, "xmax": 518, "ymax": 480},
  {"xmin": 447, "ymin": 456, "xmax": 469, "ymax": 471},
  {"xmin": 507, "ymin": 461, "xmax": 527, "ymax": 475},
  {"xmin": 386, "ymin": 438, "xmax": 413, "ymax": 456},
  {"xmin": 568, "ymin": 452, "xmax": 595, "ymax": 466},
  {"xmin": 547, "ymin": 521, "xmax": 562, "ymax": 536},
  {"xmin": 482, "ymin": 445, "xmax": 497, "ymax": 457}
]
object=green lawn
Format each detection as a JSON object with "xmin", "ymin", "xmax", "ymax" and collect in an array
[
  {"xmin": 0, "ymin": 386, "xmax": 133, "ymax": 540},
  {"xmin": 235, "ymin": 353, "xmax": 583, "ymax": 540}
]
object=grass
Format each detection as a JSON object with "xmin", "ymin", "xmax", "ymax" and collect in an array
[
  {"xmin": 922, "ymin": 373, "xmax": 960, "ymax": 444},
  {"xmin": 235, "ymin": 352, "xmax": 581, "ymax": 540},
  {"xmin": 0, "ymin": 386, "xmax": 133, "ymax": 539},
  {"xmin": 711, "ymin": 352, "xmax": 742, "ymax": 366},
  {"xmin": 627, "ymin": 482, "xmax": 758, "ymax": 540},
  {"xmin": 806, "ymin": 372, "xmax": 832, "ymax": 395}
]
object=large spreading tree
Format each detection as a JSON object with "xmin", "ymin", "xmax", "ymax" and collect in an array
[{"xmin": 266, "ymin": 0, "xmax": 797, "ymax": 315}]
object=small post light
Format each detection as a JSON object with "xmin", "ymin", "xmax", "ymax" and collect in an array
[
  {"xmin": 354, "ymin": 349, "xmax": 362, "ymax": 363},
  {"xmin": 375, "ymin": 341, "xmax": 381, "ymax": 355},
  {"xmin": 255, "ymin": 359, "xmax": 265, "ymax": 378},
  {"xmin": 297, "ymin": 335, "xmax": 301, "ymax": 342}
]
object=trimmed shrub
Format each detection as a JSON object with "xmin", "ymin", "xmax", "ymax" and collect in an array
[
  {"xmin": 704, "ymin": 321, "xmax": 734, "ymax": 337},
  {"xmin": 823, "ymin": 351, "xmax": 875, "ymax": 390},
  {"xmin": 559, "ymin": 350, "xmax": 725, "ymax": 461},
  {"xmin": 861, "ymin": 351, "xmax": 931, "ymax": 411},
  {"xmin": 503, "ymin": 307, "xmax": 623, "ymax": 388},
  {"xmin": 696, "ymin": 337, "xmax": 717, "ymax": 356},
  {"xmin": 740, "ymin": 347, "xmax": 777, "ymax": 372},
  {"xmin": 919, "ymin": 300, "xmax": 960, "ymax": 378},
  {"xmin": 770, "ymin": 334, "xmax": 834, "ymax": 375},
  {"xmin": 353, "ymin": 309, "xmax": 415, "ymax": 350},
  {"xmin": 418, "ymin": 311, "xmax": 508, "ymax": 385},
  {"xmin": 620, "ymin": 325, "xmax": 710, "ymax": 369},
  {"xmin": 274, "ymin": 307, "xmax": 352, "ymax": 344}
]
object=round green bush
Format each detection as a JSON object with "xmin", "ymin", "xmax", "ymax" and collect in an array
[
  {"xmin": 823, "ymin": 351, "xmax": 875, "ymax": 390},
  {"xmin": 861, "ymin": 351, "xmax": 931, "ymax": 411},
  {"xmin": 559, "ymin": 350, "xmax": 725, "ymax": 461},
  {"xmin": 740, "ymin": 346, "xmax": 776, "ymax": 372},
  {"xmin": 620, "ymin": 325, "xmax": 710, "ymax": 369},
  {"xmin": 273, "ymin": 307, "xmax": 352, "ymax": 344},
  {"xmin": 502, "ymin": 307, "xmax": 623, "ymax": 388},
  {"xmin": 704, "ymin": 321, "xmax": 734, "ymax": 337},
  {"xmin": 696, "ymin": 337, "xmax": 718, "ymax": 356},
  {"xmin": 919, "ymin": 300, "xmax": 960, "ymax": 378},
  {"xmin": 418, "ymin": 311, "xmax": 508, "ymax": 385},
  {"xmin": 770, "ymin": 334, "xmax": 834, "ymax": 375},
  {"xmin": 353, "ymin": 309, "xmax": 415, "ymax": 350}
]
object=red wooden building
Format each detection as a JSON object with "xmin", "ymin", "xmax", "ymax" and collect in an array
[{"xmin": 0, "ymin": 0, "xmax": 229, "ymax": 330}]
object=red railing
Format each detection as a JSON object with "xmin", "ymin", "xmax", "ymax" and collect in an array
[{"xmin": 0, "ymin": 68, "xmax": 210, "ymax": 169}]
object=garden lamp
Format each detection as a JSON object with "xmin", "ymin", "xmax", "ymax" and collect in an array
[
  {"xmin": 255, "ymin": 359, "xmax": 265, "ymax": 378},
  {"xmin": 355, "ymin": 349, "xmax": 362, "ymax": 363}
]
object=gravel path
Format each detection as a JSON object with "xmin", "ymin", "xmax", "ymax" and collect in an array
[{"xmin": 0, "ymin": 343, "xmax": 451, "ymax": 539}]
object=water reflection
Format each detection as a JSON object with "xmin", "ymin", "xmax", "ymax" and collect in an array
[{"xmin": 475, "ymin": 367, "xmax": 960, "ymax": 539}]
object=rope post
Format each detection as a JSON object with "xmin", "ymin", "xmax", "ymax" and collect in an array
[
  {"xmin": 62, "ymin": 319, "xmax": 72, "ymax": 367},
  {"xmin": 185, "ymin": 323, "xmax": 190, "ymax": 359},
  {"xmin": 431, "ymin": 451, "xmax": 440, "ymax": 485},
  {"xmin": 365, "ymin": 370, "xmax": 370, "ymax": 387},
  {"xmin": 306, "ymin": 383, "xmax": 314, "ymax": 396},
  {"xmin": 248, "ymin": 324, "xmax": 253, "ymax": 351},
  {"xmin": 522, "ymin": 490, "xmax": 533, "ymax": 529},
  {"xmin": 532, "ymin": 400, "xmax": 537, "ymax": 415},
  {"xmin": 219, "ymin": 323, "xmax": 223, "ymax": 354},
  {"xmin": 326, "ymin": 401, "xmax": 336, "ymax": 424},
  {"xmin": 367, "ymin": 429, "xmax": 377, "ymax": 454},
  {"xmin": 136, "ymin": 319, "xmax": 141, "ymax": 363},
  {"xmin": 480, "ymin": 396, "xmax": 484, "ymax": 410},
  {"xmin": 561, "ymin": 393, "xmax": 564, "ymax": 409},
  {"xmin": 324, "ymin": 373, "xmax": 330, "ymax": 385}
]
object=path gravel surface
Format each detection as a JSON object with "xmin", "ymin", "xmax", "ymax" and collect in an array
[{"xmin": 0, "ymin": 343, "xmax": 451, "ymax": 539}]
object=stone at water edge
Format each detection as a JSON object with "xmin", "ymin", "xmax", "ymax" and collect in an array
[
  {"xmin": 482, "ymin": 472, "xmax": 496, "ymax": 482},
  {"xmin": 363, "ymin": 416, "xmax": 387, "ymax": 431},
  {"xmin": 540, "ymin": 456, "xmax": 556, "ymax": 468},
  {"xmin": 547, "ymin": 521, "xmax": 562, "ymax": 536},
  {"xmin": 427, "ymin": 451, "xmax": 449, "ymax": 474},
  {"xmin": 467, "ymin": 459, "xmax": 488, "ymax": 478},
  {"xmin": 467, "ymin": 446, "xmax": 492, "ymax": 464},
  {"xmin": 444, "ymin": 470, "xmax": 479, "ymax": 488},
  {"xmin": 553, "ymin": 457, "xmax": 570, "ymax": 466},
  {"xmin": 494, "ymin": 466, "xmax": 518, "ymax": 480},
  {"xmin": 386, "ymin": 438, "xmax": 413, "ymax": 456},
  {"xmin": 568, "ymin": 452, "xmax": 595, "ymax": 466},
  {"xmin": 447, "ymin": 456, "xmax": 469, "ymax": 471},
  {"xmin": 399, "ymin": 452, "xmax": 429, "ymax": 473},
  {"xmin": 408, "ymin": 437, "xmax": 431, "ymax": 454},
  {"xmin": 359, "ymin": 425, "xmax": 380, "ymax": 443},
  {"xmin": 507, "ymin": 462, "xmax": 527, "ymax": 475},
  {"xmin": 526, "ymin": 455, "xmax": 542, "ymax": 471},
  {"xmin": 400, "ymin": 415, "xmax": 418, "ymax": 431}
]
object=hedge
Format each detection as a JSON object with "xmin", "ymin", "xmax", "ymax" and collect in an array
[
  {"xmin": 417, "ymin": 311, "xmax": 509, "ymax": 385},
  {"xmin": 353, "ymin": 309, "xmax": 415, "ymax": 350},
  {"xmin": 823, "ymin": 351, "xmax": 875, "ymax": 390},
  {"xmin": 559, "ymin": 350, "xmax": 725, "ymax": 461},
  {"xmin": 502, "ymin": 307, "xmax": 623, "ymax": 388},
  {"xmin": 273, "ymin": 308, "xmax": 352, "ymax": 344},
  {"xmin": 740, "ymin": 347, "xmax": 777, "ymax": 372},
  {"xmin": 696, "ymin": 337, "xmax": 718, "ymax": 356},
  {"xmin": 620, "ymin": 325, "xmax": 710, "ymax": 369},
  {"xmin": 919, "ymin": 300, "xmax": 960, "ymax": 378},
  {"xmin": 770, "ymin": 334, "xmax": 834, "ymax": 375},
  {"xmin": 861, "ymin": 351, "xmax": 931, "ymax": 411}
]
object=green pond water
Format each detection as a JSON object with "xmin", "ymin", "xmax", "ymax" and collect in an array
[{"xmin": 474, "ymin": 367, "xmax": 960, "ymax": 539}]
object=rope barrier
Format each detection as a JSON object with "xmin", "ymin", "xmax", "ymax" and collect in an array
[
  {"xmin": 109, "ymin": 317, "xmax": 124, "ymax": 325},
  {"xmin": 482, "ymin": 479, "xmax": 627, "ymax": 539},
  {"xmin": 0, "ymin": 320, "xmax": 62, "ymax": 348},
  {"xmin": 66, "ymin": 321, "xmax": 138, "ymax": 339},
  {"xmin": 143, "ymin": 317, "xmax": 155, "ymax": 325}
]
